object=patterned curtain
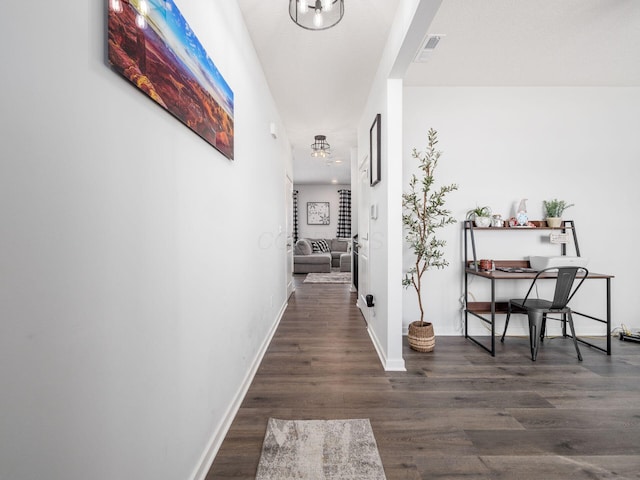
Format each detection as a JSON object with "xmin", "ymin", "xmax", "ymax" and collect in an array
[
  {"xmin": 336, "ymin": 189, "xmax": 351, "ymax": 238},
  {"xmin": 293, "ymin": 190, "xmax": 299, "ymax": 243}
]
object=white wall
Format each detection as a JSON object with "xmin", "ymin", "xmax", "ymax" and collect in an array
[
  {"xmin": 355, "ymin": 0, "xmax": 440, "ymax": 371},
  {"xmin": 0, "ymin": 2, "xmax": 291, "ymax": 480},
  {"xmin": 403, "ymin": 87, "xmax": 640, "ymax": 337},
  {"xmin": 295, "ymin": 184, "xmax": 350, "ymax": 239}
]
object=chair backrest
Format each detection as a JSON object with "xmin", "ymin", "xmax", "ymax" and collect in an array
[
  {"xmin": 551, "ymin": 267, "xmax": 581, "ymax": 308},
  {"xmin": 523, "ymin": 266, "xmax": 589, "ymax": 309}
]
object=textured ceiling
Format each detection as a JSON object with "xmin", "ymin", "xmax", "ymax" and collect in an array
[
  {"xmin": 405, "ymin": 0, "xmax": 640, "ymax": 87},
  {"xmin": 237, "ymin": 0, "xmax": 400, "ymax": 184},
  {"xmin": 236, "ymin": 0, "xmax": 640, "ymax": 185}
]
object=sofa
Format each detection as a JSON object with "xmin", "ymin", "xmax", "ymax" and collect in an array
[{"xmin": 294, "ymin": 238, "xmax": 351, "ymax": 274}]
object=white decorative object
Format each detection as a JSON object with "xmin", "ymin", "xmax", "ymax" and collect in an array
[
  {"xmin": 474, "ymin": 216, "xmax": 491, "ymax": 228},
  {"xmin": 550, "ymin": 232, "xmax": 570, "ymax": 244}
]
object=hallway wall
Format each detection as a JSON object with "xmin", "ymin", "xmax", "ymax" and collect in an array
[{"xmin": 0, "ymin": 1, "xmax": 291, "ymax": 479}]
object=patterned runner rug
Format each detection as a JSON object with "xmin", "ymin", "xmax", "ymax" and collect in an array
[
  {"xmin": 304, "ymin": 272, "xmax": 351, "ymax": 284},
  {"xmin": 256, "ymin": 418, "xmax": 386, "ymax": 480}
]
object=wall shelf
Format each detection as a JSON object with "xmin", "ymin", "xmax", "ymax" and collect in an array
[{"xmin": 464, "ymin": 219, "xmax": 580, "ymax": 271}]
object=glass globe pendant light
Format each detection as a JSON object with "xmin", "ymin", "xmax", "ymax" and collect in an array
[{"xmin": 289, "ymin": 0, "xmax": 344, "ymax": 31}]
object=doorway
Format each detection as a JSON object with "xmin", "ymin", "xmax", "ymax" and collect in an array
[
  {"xmin": 285, "ymin": 174, "xmax": 294, "ymax": 297},
  {"xmin": 356, "ymin": 154, "xmax": 370, "ymax": 320}
]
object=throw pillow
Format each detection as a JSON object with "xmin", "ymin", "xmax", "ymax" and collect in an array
[
  {"xmin": 332, "ymin": 239, "xmax": 348, "ymax": 252},
  {"xmin": 295, "ymin": 239, "xmax": 312, "ymax": 255},
  {"xmin": 311, "ymin": 239, "xmax": 330, "ymax": 253}
]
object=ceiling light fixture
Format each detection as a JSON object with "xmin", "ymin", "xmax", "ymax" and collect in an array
[
  {"xmin": 311, "ymin": 135, "xmax": 331, "ymax": 158},
  {"xmin": 289, "ymin": 0, "xmax": 344, "ymax": 31}
]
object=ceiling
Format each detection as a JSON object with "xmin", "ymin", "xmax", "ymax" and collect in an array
[{"xmin": 236, "ymin": 0, "xmax": 640, "ymax": 185}]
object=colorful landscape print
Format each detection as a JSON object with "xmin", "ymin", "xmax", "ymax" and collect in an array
[{"xmin": 108, "ymin": 0, "xmax": 234, "ymax": 159}]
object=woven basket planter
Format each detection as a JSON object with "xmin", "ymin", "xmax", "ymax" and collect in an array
[{"xmin": 408, "ymin": 321, "xmax": 435, "ymax": 352}]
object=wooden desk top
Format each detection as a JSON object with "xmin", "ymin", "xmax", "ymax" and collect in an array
[{"xmin": 465, "ymin": 266, "xmax": 614, "ymax": 280}]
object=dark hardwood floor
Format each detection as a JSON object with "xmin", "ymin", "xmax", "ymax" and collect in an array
[{"xmin": 208, "ymin": 275, "xmax": 640, "ymax": 479}]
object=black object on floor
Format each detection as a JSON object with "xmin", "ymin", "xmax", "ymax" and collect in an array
[{"xmin": 619, "ymin": 332, "xmax": 640, "ymax": 343}]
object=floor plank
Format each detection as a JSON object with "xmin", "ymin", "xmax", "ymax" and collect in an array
[{"xmin": 207, "ymin": 275, "xmax": 640, "ymax": 479}]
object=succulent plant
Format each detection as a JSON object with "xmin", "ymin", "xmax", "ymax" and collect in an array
[
  {"xmin": 466, "ymin": 206, "xmax": 492, "ymax": 219},
  {"xmin": 543, "ymin": 199, "xmax": 574, "ymax": 218}
]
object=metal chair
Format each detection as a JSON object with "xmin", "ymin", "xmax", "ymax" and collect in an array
[{"xmin": 500, "ymin": 266, "xmax": 588, "ymax": 361}]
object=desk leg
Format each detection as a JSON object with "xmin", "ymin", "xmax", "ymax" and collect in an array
[
  {"xmin": 607, "ymin": 278, "xmax": 611, "ymax": 355},
  {"xmin": 464, "ymin": 270, "xmax": 468, "ymax": 339},
  {"xmin": 491, "ymin": 278, "xmax": 495, "ymax": 356}
]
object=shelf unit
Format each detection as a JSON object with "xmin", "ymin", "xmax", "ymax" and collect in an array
[
  {"xmin": 465, "ymin": 219, "xmax": 580, "ymax": 271},
  {"xmin": 463, "ymin": 220, "xmax": 613, "ymax": 356}
]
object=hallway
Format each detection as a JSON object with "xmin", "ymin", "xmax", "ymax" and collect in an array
[{"xmin": 208, "ymin": 277, "xmax": 640, "ymax": 479}]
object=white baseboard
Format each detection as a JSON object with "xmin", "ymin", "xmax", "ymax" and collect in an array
[
  {"xmin": 367, "ymin": 324, "xmax": 406, "ymax": 372},
  {"xmin": 356, "ymin": 297, "xmax": 369, "ymax": 314},
  {"xmin": 190, "ymin": 300, "xmax": 287, "ymax": 480}
]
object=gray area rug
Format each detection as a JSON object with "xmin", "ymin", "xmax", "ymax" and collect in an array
[
  {"xmin": 256, "ymin": 418, "xmax": 387, "ymax": 480},
  {"xmin": 304, "ymin": 272, "xmax": 352, "ymax": 284}
]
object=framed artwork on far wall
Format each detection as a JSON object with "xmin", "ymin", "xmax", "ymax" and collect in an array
[
  {"xmin": 370, "ymin": 113, "xmax": 381, "ymax": 186},
  {"xmin": 307, "ymin": 202, "xmax": 330, "ymax": 225}
]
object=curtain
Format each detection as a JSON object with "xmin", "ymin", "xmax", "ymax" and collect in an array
[
  {"xmin": 336, "ymin": 189, "xmax": 351, "ymax": 238},
  {"xmin": 293, "ymin": 190, "xmax": 299, "ymax": 243}
]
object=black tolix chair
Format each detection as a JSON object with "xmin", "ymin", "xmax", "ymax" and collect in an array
[{"xmin": 500, "ymin": 266, "xmax": 589, "ymax": 361}]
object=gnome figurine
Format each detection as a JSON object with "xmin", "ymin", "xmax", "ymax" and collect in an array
[{"xmin": 516, "ymin": 199, "xmax": 528, "ymax": 226}]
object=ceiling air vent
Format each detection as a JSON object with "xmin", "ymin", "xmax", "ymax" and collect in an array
[{"xmin": 414, "ymin": 34, "xmax": 445, "ymax": 63}]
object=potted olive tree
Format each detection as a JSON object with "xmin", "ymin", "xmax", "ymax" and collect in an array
[
  {"xmin": 543, "ymin": 198, "xmax": 574, "ymax": 228},
  {"xmin": 402, "ymin": 128, "xmax": 458, "ymax": 352}
]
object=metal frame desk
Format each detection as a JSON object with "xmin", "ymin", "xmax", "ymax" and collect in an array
[{"xmin": 463, "ymin": 220, "xmax": 614, "ymax": 356}]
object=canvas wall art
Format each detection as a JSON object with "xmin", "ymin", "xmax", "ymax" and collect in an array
[
  {"xmin": 108, "ymin": 0, "xmax": 234, "ymax": 159},
  {"xmin": 307, "ymin": 202, "xmax": 330, "ymax": 225}
]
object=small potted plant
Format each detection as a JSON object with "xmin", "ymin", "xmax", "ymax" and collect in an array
[
  {"xmin": 466, "ymin": 206, "xmax": 492, "ymax": 227},
  {"xmin": 543, "ymin": 198, "xmax": 574, "ymax": 228},
  {"xmin": 402, "ymin": 128, "xmax": 458, "ymax": 352}
]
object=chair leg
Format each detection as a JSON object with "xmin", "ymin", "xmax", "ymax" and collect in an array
[
  {"xmin": 528, "ymin": 311, "xmax": 543, "ymax": 361},
  {"xmin": 501, "ymin": 306, "xmax": 512, "ymax": 343},
  {"xmin": 540, "ymin": 313, "xmax": 547, "ymax": 344},
  {"xmin": 566, "ymin": 311, "xmax": 583, "ymax": 361}
]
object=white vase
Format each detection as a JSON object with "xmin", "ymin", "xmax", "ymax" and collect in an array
[{"xmin": 474, "ymin": 216, "xmax": 491, "ymax": 228}]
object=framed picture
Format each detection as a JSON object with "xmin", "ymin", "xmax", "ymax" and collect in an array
[
  {"xmin": 307, "ymin": 202, "xmax": 330, "ymax": 225},
  {"xmin": 108, "ymin": 0, "xmax": 234, "ymax": 159},
  {"xmin": 370, "ymin": 113, "xmax": 381, "ymax": 186}
]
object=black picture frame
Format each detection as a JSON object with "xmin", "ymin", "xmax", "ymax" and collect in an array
[{"xmin": 369, "ymin": 113, "xmax": 381, "ymax": 186}]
